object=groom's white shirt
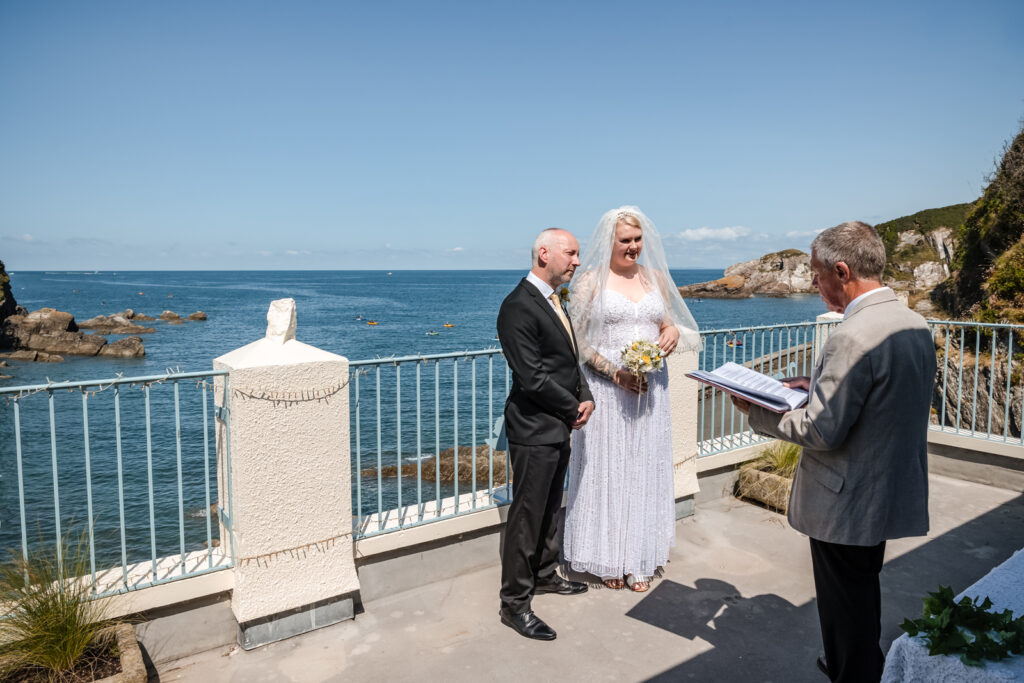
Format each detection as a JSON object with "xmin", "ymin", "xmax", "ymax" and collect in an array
[{"xmin": 526, "ymin": 272, "xmax": 560, "ymax": 313}]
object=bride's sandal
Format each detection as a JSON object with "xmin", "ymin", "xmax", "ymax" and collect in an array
[
  {"xmin": 603, "ymin": 578, "xmax": 625, "ymax": 589},
  {"xmin": 626, "ymin": 574, "xmax": 650, "ymax": 593}
]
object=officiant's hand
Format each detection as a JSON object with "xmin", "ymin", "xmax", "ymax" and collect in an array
[
  {"xmin": 782, "ymin": 376, "xmax": 810, "ymax": 391},
  {"xmin": 614, "ymin": 369, "xmax": 648, "ymax": 394},
  {"xmin": 573, "ymin": 401, "xmax": 595, "ymax": 429},
  {"xmin": 658, "ymin": 325, "xmax": 680, "ymax": 356},
  {"xmin": 731, "ymin": 396, "xmax": 751, "ymax": 415}
]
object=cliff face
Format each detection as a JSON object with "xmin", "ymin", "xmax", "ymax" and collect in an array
[
  {"xmin": 678, "ymin": 249, "xmax": 814, "ymax": 298},
  {"xmin": 875, "ymin": 204, "xmax": 972, "ymax": 294},
  {"xmin": 933, "ymin": 124, "xmax": 1024, "ymax": 323}
]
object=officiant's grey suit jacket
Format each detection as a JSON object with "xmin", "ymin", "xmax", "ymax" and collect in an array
[{"xmin": 748, "ymin": 289, "xmax": 937, "ymax": 546}]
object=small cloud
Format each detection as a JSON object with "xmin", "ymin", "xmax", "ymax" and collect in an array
[
  {"xmin": 785, "ymin": 229, "xmax": 824, "ymax": 238},
  {"xmin": 6, "ymin": 233, "xmax": 34, "ymax": 243},
  {"xmin": 258, "ymin": 250, "xmax": 273, "ymax": 256},
  {"xmin": 286, "ymin": 249, "xmax": 311, "ymax": 256},
  {"xmin": 452, "ymin": 246, "xmax": 464, "ymax": 252},
  {"xmin": 677, "ymin": 226, "xmax": 751, "ymax": 242}
]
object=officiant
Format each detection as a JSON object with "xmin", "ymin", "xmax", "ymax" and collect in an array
[{"xmin": 732, "ymin": 221, "xmax": 937, "ymax": 683}]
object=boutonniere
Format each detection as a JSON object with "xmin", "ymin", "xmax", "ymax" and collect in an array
[{"xmin": 558, "ymin": 286, "xmax": 570, "ymax": 305}]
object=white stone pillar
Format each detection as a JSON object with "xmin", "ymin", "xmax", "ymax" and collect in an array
[
  {"xmin": 814, "ymin": 311, "xmax": 843, "ymax": 362},
  {"xmin": 668, "ymin": 347, "xmax": 701, "ymax": 512},
  {"xmin": 214, "ymin": 299, "xmax": 358, "ymax": 649}
]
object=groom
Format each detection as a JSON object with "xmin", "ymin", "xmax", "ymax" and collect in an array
[{"xmin": 496, "ymin": 228, "xmax": 595, "ymax": 640}]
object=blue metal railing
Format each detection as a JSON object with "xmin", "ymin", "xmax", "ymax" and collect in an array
[
  {"xmin": 695, "ymin": 319, "xmax": 1024, "ymax": 457},
  {"xmin": 0, "ymin": 370, "xmax": 232, "ymax": 596},
  {"xmin": 928, "ymin": 320, "xmax": 1023, "ymax": 444},
  {"xmin": 349, "ymin": 349, "xmax": 510, "ymax": 538},
  {"xmin": 696, "ymin": 320, "xmax": 840, "ymax": 457}
]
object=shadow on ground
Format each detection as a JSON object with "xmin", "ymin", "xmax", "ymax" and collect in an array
[{"xmin": 629, "ymin": 493, "xmax": 1024, "ymax": 682}]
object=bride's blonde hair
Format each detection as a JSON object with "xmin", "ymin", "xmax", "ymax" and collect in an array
[{"xmin": 617, "ymin": 213, "xmax": 641, "ymax": 230}]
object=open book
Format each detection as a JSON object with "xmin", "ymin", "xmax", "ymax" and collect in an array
[{"xmin": 685, "ymin": 361, "xmax": 809, "ymax": 413}]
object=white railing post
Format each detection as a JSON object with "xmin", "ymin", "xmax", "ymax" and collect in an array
[
  {"xmin": 214, "ymin": 298, "xmax": 358, "ymax": 649},
  {"xmin": 668, "ymin": 347, "xmax": 701, "ymax": 512}
]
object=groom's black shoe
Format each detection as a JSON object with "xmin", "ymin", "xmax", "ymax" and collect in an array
[
  {"xmin": 499, "ymin": 608, "xmax": 557, "ymax": 640},
  {"xmin": 533, "ymin": 576, "xmax": 589, "ymax": 596}
]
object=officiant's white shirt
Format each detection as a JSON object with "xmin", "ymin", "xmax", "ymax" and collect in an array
[{"xmin": 526, "ymin": 272, "xmax": 560, "ymax": 313}]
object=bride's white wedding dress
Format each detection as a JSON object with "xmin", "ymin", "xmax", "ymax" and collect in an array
[{"xmin": 563, "ymin": 288, "xmax": 675, "ymax": 580}]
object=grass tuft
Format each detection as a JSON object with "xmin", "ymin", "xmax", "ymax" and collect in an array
[{"xmin": 0, "ymin": 530, "xmax": 115, "ymax": 680}]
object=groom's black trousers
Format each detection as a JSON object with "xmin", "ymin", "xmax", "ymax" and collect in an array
[
  {"xmin": 809, "ymin": 537, "xmax": 886, "ymax": 683},
  {"xmin": 499, "ymin": 439, "xmax": 571, "ymax": 614}
]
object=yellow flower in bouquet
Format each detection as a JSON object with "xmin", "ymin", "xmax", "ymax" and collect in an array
[{"xmin": 620, "ymin": 339, "xmax": 663, "ymax": 376}]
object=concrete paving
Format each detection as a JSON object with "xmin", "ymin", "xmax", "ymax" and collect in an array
[{"xmin": 157, "ymin": 473, "xmax": 1024, "ymax": 682}]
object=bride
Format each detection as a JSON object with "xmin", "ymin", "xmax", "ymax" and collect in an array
[{"xmin": 564, "ymin": 206, "xmax": 700, "ymax": 591}]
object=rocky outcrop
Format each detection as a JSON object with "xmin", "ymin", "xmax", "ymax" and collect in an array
[
  {"xmin": 0, "ymin": 307, "xmax": 145, "ymax": 359},
  {"xmin": 0, "ymin": 259, "xmax": 21, "ymax": 324},
  {"xmin": 679, "ymin": 250, "xmax": 814, "ymax": 299},
  {"xmin": 4, "ymin": 349, "xmax": 63, "ymax": 362},
  {"xmin": 159, "ymin": 310, "xmax": 180, "ymax": 320},
  {"xmin": 187, "ymin": 311, "xmax": 207, "ymax": 321},
  {"xmin": 361, "ymin": 444, "xmax": 509, "ymax": 484},
  {"xmin": 79, "ymin": 314, "xmax": 156, "ymax": 334},
  {"xmin": 98, "ymin": 336, "xmax": 146, "ymax": 358},
  {"xmin": 932, "ymin": 344, "xmax": 1022, "ymax": 438},
  {"xmin": 912, "ymin": 261, "xmax": 950, "ymax": 289}
]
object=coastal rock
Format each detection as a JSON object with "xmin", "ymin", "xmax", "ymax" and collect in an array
[
  {"xmin": 5, "ymin": 349, "xmax": 63, "ymax": 362},
  {"xmin": 0, "ymin": 307, "xmax": 146, "ymax": 359},
  {"xmin": 896, "ymin": 230, "xmax": 926, "ymax": 249},
  {"xmin": 187, "ymin": 311, "xmax": 207, "ymax": 321},
  {"xmin": 133, "ymin": 312, "xmax": 155, "ymax": 321},
  {"xmin": 928, "ymin": 227, "xmax": 955, "ymax": 263},
  {"xmin": 679, "ymin": 250, "xmax": 814, "ymax": 299},
  {"xmin": 913, "ymin": 261, "xmax": 950, "ymax": 289},
  {"xmin": 79, "ymin": 314, "xmax": 156, "ymax": 334},
  {"xmin": 361, "ymin": 444, "xmax": 509, "ymax": 484},
  {"xmin": 0, "ymin": 259, "xmax": 17, "ymax": 324},
  {"xmin": 159, "ymin": 310, "xmax": 180, "ymax": 320},
  {"xmin": 98, "ymin": 336, "xmax": 145, "ymax": 358}
]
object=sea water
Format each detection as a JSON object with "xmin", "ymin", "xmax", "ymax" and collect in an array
[{"xmin": 0, "ymin": 270, "xmax": 828, "ymax": 563}]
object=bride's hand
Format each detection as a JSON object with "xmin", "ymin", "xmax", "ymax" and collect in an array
[
  {"xmin": 614, "ymin": 369, "xmax": 647, "ymax": 394},
  {"xmin": 658, "ymin": 325, "xmax": 680, "ymax": 356}
]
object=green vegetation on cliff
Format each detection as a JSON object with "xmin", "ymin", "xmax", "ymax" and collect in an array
[
  {"xmin": 875, "ymin": 203, "xmax": 974, "ymax": 242},
  {"xmin": 934, "ymin": 123, "xmax": 1024, "ymax": 323}
]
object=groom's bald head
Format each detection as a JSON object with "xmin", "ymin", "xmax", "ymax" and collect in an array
[
  {"xmin": 531, "ymin": 228, "xmax": 580, "ymax": 288},
  {"xmin": 532, "ymin": 228, "xmax": 574, "ymax": 266}
]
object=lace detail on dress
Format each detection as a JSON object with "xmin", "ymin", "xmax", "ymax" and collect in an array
[{"xmin": 563, "ymin": 289, "xmax": 676, "ymax": 580}]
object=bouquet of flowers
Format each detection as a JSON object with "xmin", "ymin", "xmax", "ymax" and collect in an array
[
  {"xmin": 620, "ymin": 339, "xmax": 663, "ymax": 377},
  {"xmin": 620, "ymin": 339, "xmax": 663, "ymax": 414}
]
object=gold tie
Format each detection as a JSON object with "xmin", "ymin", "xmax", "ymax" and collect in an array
[{"xmin": 549, "ymin": 292, "xmax": 576, "ymax": 353}]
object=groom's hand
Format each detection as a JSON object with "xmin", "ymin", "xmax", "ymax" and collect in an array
[{"xmin": 573, "ymin": 401, "xmax": 595, "ymax": 429}]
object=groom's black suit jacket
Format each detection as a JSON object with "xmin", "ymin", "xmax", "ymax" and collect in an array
[{"xmin": 497, "ymin": 278, "xmax": 593, "ymax": 445}]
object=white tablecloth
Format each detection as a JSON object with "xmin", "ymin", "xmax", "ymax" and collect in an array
[{"xmin": 882, "ymin": 549, "xmax": 1024, "ymax": 682}]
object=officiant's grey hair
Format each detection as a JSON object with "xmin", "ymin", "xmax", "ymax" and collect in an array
[
  {"xmin": 811, "ymin": 221, "xmax": 886, "ymax": 281},
  {"xmin": 532, "ymin": 228, "xmax": 567, "ymax": 265}
]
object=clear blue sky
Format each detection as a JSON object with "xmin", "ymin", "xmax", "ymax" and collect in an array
[{"xmin": 2, "ymin": 1, "xmax": 1022, "ymax": 271}]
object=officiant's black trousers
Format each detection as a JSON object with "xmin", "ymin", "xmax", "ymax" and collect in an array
[
  {"xmin": 809, "ymin": 538, "xmax": 886, "ymax": 683},
  {"xmin": 499, "ymin": 440, "xmax": 571, "ymax": 614}
]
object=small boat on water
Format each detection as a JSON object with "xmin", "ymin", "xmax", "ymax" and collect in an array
[
  {"xmin": 443, "ymin": 322, "xmax": 455, "ymax": 328},
  {"xmin": 425, "ymin": 330, "xmax": 439, "ymax": 336},
  {"xmin": 355, "ymin": 315, "xmax": 364, "ymax": 321},
  {"xmin": 367, "ymin": 320, "xmax": 379, "ymax": 326},
  {"xmin": 726, "ymin": 338, "xmax": 743, "ymax": 348}
]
